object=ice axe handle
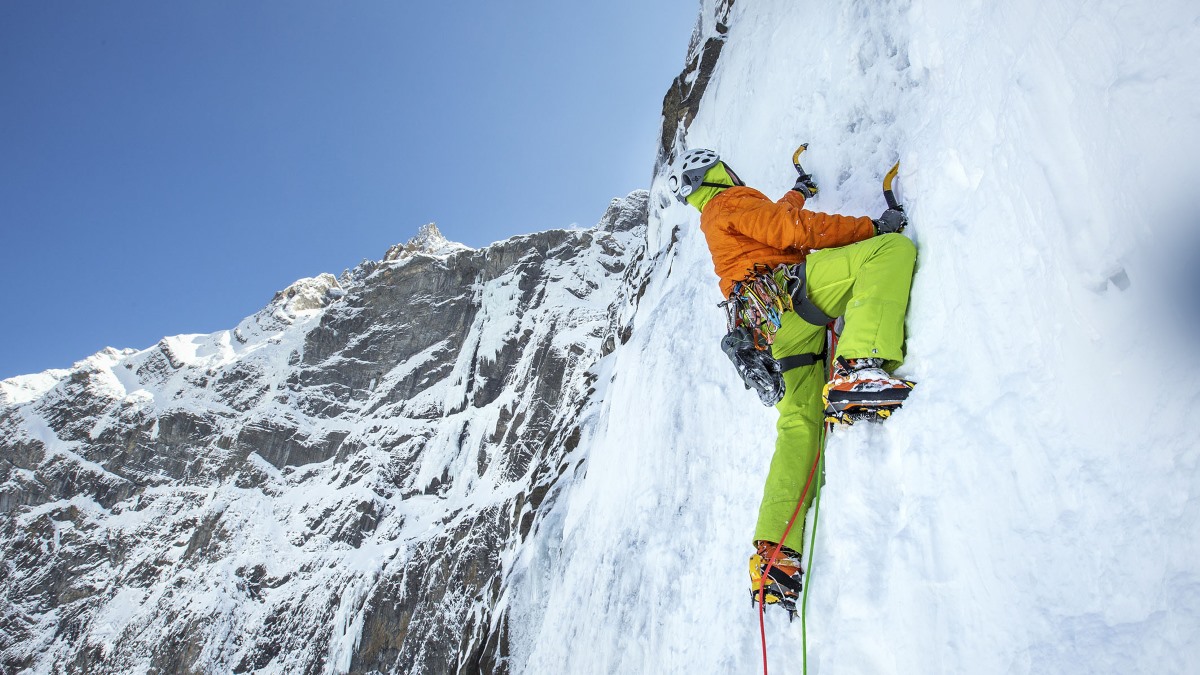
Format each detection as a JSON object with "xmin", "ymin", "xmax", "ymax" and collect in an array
[
  {"xmin": 792, "ymin": 143, "xmax": 809, "ymax": 177},
  {"xmin": 883, "ymin": 162, "xmax": 902, "ymax": 211}
]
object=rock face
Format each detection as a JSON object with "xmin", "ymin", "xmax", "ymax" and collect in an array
[
  {"xmin": 656, "ymin": 0, "xmax": 736, "ymax": 170},
  {"xmin": 0, "ymin": 193, "xmax": 650, "ymax": 674},
  {"xmin": 0, "ymin": 2, "xmax": 736, "ymax": 669}
]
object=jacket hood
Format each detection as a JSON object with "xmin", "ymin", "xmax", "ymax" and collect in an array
[{"xmin": 686, "ymin": 162, "xmax": 740, "ymax": 212}]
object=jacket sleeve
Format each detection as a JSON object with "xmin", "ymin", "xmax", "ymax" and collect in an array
[{"xmin": 721, "ymin": 190, "xmax": 876, "ymax": 251}]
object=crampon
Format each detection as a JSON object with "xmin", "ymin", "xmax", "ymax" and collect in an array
[
  {"xmin": 822, "ymin": 357, "xmax": 915, "ymax": 426},
  {"xmin": 750, "ymin": 541, "xmax": 804, "ymax": 621}
]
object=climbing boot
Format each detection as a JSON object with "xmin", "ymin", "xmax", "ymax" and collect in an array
[
  {"xmin": 823, "ymin": 357, "xmax": 915, "ymax": 425},
  {"xmin": 750, "ymin": 540, "xmax": 804, "ymax": 617}
]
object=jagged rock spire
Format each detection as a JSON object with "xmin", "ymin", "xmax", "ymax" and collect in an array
[{"xmin": 384, "ymin": 223, "xmax": 470, "ymax": 261}]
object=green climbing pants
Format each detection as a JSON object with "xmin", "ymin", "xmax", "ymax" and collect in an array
[{"xmin": 753, "ymin": 233, "xmax": 917, "ymax": 551}]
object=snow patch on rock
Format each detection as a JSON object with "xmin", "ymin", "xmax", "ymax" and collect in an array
[
  {"xmin": 272, "ymin": 272, "xmax": 344, "ymax": 315},
  {"xmin": 0, "ymin": 369, "xmax": 71, "ymax": 405}
]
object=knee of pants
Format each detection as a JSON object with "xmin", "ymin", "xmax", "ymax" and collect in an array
[
  {"xmin": 776, "ymin": 402, "xmax": 823, "ymax": 436},
  {"xmin": 877, "ymin": 232, "xmax": 916, "ymax": 262}
]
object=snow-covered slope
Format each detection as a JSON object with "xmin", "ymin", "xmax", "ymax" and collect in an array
[
  {"xmin": 505, "ymin": 0, "xmax": 1200, "ymax": 673},
  {"xmin": 4, "ymin": 1, "xmax": 1200, "ymax": 673}
]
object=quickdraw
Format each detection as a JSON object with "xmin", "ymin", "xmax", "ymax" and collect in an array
[{"xmin": 720, "ymin": 264, "xmax": 795, "ymax": 350}]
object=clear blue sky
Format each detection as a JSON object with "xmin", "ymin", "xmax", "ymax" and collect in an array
[{"xmin": 0, "ymin": 1, "xmax": 695, "ymax": 379}]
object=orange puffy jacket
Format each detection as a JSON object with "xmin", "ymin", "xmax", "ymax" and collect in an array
[{"xmin": 699, "ymin": 186, "xmax": 876, "ymax": 297}]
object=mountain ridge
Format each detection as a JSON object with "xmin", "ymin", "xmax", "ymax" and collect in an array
[{"xmin": 0, "ymin": 192, "xmax": 650, "ymax": 674}]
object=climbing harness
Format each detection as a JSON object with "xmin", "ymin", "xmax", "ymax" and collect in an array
[{"xmin": 784, "ymin": 263, "xmax": 836, "ymax": 328}]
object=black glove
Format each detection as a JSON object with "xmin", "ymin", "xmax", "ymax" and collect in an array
[
  {"xmin": 873, "ymin": 208, "xmax": 907, "ymax": 234},
  {"xmin": 792, "ymin": 174, "xmax": 819, "ymax": 199}
]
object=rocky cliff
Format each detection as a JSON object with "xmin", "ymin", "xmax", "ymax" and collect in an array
[
  {"xmin": 0, "ymin": 193, "xmax": 651, "ymax": 674},
  {"xmin": 0, "ymin": 0, "xmax": 741, "ymax": 668}
]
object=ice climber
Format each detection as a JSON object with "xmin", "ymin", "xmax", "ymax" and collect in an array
[{"xmin": 668, "ymin": 147, "xmax": 916, "ymax": 614}]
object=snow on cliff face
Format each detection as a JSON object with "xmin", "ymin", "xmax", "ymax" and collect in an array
[
  {"xmin": 506, "ymin": 0, "xmax": 1200, "ymax": 673},
  {"xmin": 0, "ymin": 195, "xmax": 649, "ymax": 674}
]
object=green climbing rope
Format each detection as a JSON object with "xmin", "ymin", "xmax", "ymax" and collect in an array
[
  {"xmin": 801, "ymin": 424, "xmax": 826, "ymax": 675},
  {"xmin": 802, "ymin": 322, "xmax": 837, "ymax": 675}
]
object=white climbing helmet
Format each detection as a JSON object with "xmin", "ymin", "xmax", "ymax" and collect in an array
[{"xmin": 668, "ymin": 148, "xmax": 722, "ymax": 203}]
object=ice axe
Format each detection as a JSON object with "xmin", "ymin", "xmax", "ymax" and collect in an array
[
  {"xmin": 792, "ymin": 143, "xmax": 810, "ymax": 176},
  {"xmin": 883, "ymin": 161, "xmax": 902, "ymax": 212},
  {"xmin": 792, "ymin": 143, "xmax": 818, "ymax": 198}
]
